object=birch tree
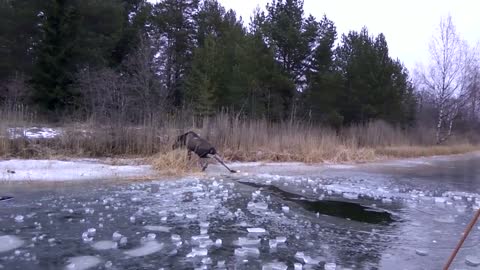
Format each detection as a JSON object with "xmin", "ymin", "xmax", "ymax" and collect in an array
[{"xmin": 417, "ymin": 15, "xmax": 472, "ymax": 144}]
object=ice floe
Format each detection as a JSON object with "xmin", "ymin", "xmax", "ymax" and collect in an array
[
  {"xmin": 124, "ymin": 241, "xmax": 163, "ymax": 257},
  {"xmin": 65, "ymin": 256, "xmax": 102, "ymax": 270},
  {"xmin": 0, "ymin": 235, "xmax": 24, "ymax": 253},
  {"xmin": 91, "ymin": 240, "xmax": 117, "ymax": 251}
]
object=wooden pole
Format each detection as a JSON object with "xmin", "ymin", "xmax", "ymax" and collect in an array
[{"xmin": 443, "ymin": 208, "xmax": 480, "ymax": 269}]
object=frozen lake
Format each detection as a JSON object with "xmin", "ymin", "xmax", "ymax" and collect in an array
[{"xmin": 1, "ymin": 153, "xmax": 480, "ymax": 269}]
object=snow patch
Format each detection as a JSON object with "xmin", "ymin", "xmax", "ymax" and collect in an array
[
  {"xmin": 7, "ymin": 127, "xmax": 62, "ymax": 139},
  {"xmin": 0, "ymin": 159, "xmax": 154, "ymax": 181}
]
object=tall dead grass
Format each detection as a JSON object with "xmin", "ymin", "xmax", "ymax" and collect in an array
[
  {"xmin": 149, "ymin": 150, "xmax": 202, "ymax": 176},
  {"xmin": 199, "ymin": 116, "xmax": 378, "ymax": 163},
  {"xmin": 0, "ymin": 109, "xmax": 478, "ymax": 173},
  {"xmin": 375, "ymin": 144, "xmax": 478, "ymax": 158}
]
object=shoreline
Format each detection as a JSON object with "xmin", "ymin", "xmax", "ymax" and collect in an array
[{"xmin": 0, "ymin": 149, "xmax": 479, "ymax": 182}]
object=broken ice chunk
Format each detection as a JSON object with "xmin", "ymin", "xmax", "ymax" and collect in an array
[
  {"xmin": 415, "ymin": 249, "xmax": 428, "ymax": 256},
  {"xmin": 171, "ymin": 234, "xmax": 181, "ymax": 242},
  {"xmin": 65, "ymin": 256, "xmax": 102, "ymax": 270},
  {"xmin": 147, "ymin": 233, "xmax": 156, "ymax": 241},
  {"xmin": 144, "ymin": 225, "xmax": 171, "ymax": 232},
  {"xmin": 262, "ymin": 261, "xmax": 287, "ymax": 270},
  {"xmin": 275, "ymin": 236, "xmax": 287, "ymax": 243},
  {"xmin": 324, "ymin": 262, "xmax": 336, "ymax": 270},
  {"xmin": 466, "ymin": 255, "xmax": 480, "ymax": 266},
  {"xmin": 247, "ymin": 228, "xmax": 266, "ymax": 234},
  {"xmin": 294, "ymin": 252, "xmax": 323, "ymax": 265},
  {"xmin": 119, "ymin": 237, "xmax": 128, "ymax": 246},
  {"xmin": 112, "ymin": 232, "xmax": 123, "ymax": 241},
  {"xmin": 91, "ymin": 240, "xmax": 117, "ymax": 251},
  {"xmin": 234, "ymin": 237, "xmax": 261, "ymax": 246},
  {"xmin": 124, "ymin": 241, "xmax": 163, "ymax": 257},
  {"xmin": 234, "ymin": 247, "xmax": 260, "ymax": 257},
  {"xmin": 186, "ymin": 247, "xmax": 208, "ymax": 258},
  {"xmin": 434, "ymin": 197, "xmax": 446, "ymax": 204},
  {"xmin": 87, "ymin": 228, "xmax": 96, "ymax": 236}
]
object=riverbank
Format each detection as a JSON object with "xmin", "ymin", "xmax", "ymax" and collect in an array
[
  {"xmin": 2, "ymin": 116, "xmax": 479, "ymax": 179},
  {"xmin": 150, "ymin": 144, "xmax": 480, "ymax": 175},
  {"xmin": 1, "ymin": 149, "xmax": 479, "ymax": 182}
]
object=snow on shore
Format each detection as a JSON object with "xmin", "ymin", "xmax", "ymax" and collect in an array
[
  {"xmin": 0, "ymin": 159, "xmax": 156, "ymax": 181},
  {"xmin": 1, "ymin": 152, "xmax": 478, "ymax": 182},
  {"xmin": 6, "ymin": 127, "xmax": 62, "ymax": 139}
]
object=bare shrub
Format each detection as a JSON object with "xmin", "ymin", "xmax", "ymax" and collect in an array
[{"xmin": 75, "ymin": 68, "xmax": 129, "ymax": 123}]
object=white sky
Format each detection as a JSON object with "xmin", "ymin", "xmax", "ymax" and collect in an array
[{"xmin": 149, "ymin": 0, "xmax": 480, "ymax": 72}]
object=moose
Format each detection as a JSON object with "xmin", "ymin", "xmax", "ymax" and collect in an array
[{"xmin": 172, "ymin": 131, "xmax": 237, "ymax": 173}]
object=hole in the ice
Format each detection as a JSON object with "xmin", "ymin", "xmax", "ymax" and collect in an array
[
  {"xmin": 239, "ymin": 181, "xmax": 395, "ymax": 224},
  {"xmin": 0, "ymin": 196, "xmax": 13, "ymax": 202}
]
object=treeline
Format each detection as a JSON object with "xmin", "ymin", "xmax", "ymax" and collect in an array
[{"xmin": 0, "ymin": 0, "xmax": 421, "ymax": 127}]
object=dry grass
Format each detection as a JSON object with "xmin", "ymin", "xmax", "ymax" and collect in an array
[
  {"xmin": 375, "ymin": 144, "xmax": 480, "ymax": 158},
  {"xmin": 149, "ymin": 150, "xmax": 202, "ymax": 176},
  {"xmin": 0, "ymin": 108, "xmax": 478, "ymax": 174}
]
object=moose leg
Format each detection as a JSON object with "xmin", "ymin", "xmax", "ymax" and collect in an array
[
  {"xmin": 208, "ymin": 154, "xmax": 237, "ymax": 173},
  {"xmin": 187, "ymin": 150, "xmax": 192, "ymax": 160},
  {"xmin": 197, "ymin": 158, "xmax": 208, "ymax": 171},
  {"xmin": 201, "ymin": 158, "xmax": 209, "ymax": 171}
]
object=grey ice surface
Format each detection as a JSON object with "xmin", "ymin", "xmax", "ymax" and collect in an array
[{"xmin": 1, "ymin": 152, "xmax": 480, "ymax": 269}]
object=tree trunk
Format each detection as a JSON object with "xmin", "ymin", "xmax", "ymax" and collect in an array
[{"xmin": 436, "ymin": 106, "xmax": 444, "ymax": 144}]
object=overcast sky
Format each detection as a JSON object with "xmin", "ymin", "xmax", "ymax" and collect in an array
[{"xmin": 149, "ymin": 0, "xmax": 479, "ymax": 72}]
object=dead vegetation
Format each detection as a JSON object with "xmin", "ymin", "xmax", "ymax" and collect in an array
[
  {"xmin": 0, "ymin": 108, "xmax": 478, "ymax": 175},
  {"xmin": 375, "ymin": 144, "xmax": 479, "ymax": 158},
  {"xmin": 149, "ymin": 150, "xmax": 202, "ymax": 176}
]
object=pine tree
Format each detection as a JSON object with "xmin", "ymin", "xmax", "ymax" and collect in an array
[
  {"xmin": 111, "ymin": 0, "xmax": 151, "ymax": 67},
  {"xmin": 335, "ymin": 28, "xmax": 415, "ymax": 125},
  {"xmin": 303, "ymin": 15, "xmax": 341, "ymax": 125},
  {"xmin": 30, "ymin": 0, "xmax": 129, "ymax": 114},
  {"xmin": 31, "ymin": 0, "xmax": 79, "ymax": 113},
  {"xmin": 261, "ymin": 0, "xmax": 318, "ymax": 87},
  {"xmin": 74, "ymin": 0, "xmax": 125, "ymax": 68},
  {"xmin": 237, "ymin": 31, "xmax": 295, "ymax": 120},
  {"xmin": 185, "ymin": 35, "xmax": 219, "ymax": 116},
  {"xmin": 151, "ymin": 0, "xmax": 199, "ymax": 107},
  {"xmin": 0, "ymin": 0, "xmax": 45, "ymax": 80}
]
